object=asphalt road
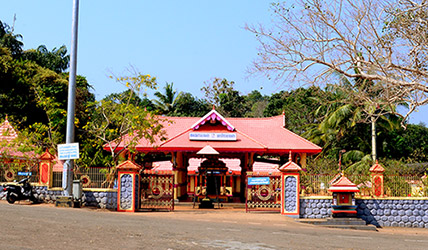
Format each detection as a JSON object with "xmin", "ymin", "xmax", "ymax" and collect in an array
[{"xmin": 0, "ymin": 201, "xmax": 427, "ymax": 250}]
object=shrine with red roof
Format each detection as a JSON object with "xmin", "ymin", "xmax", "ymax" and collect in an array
[{"xmin": 107, "ymin": 109, "xmax": 322, "ymax": 205}]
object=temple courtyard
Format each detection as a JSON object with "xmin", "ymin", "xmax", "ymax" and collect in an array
[{"xmin": 0, "ymin": 201, "xmax": 427, "ymax": 250}]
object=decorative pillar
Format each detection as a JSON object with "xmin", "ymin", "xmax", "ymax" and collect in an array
[
  {"xmin": 39, "ymin": 150, "xmax": 55, "ymax": 187},
  {"xmin": 369, "ymin": 160, "xmax": 385, "ymax": 197},
  {"xmin": 117, "ymin": 161, "xmax": 142, "ymax": 212},
  {"xmin": 279, "ymin": 154, "xmax": 302, "ymax": 218}
]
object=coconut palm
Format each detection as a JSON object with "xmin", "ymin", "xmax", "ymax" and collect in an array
[{"xmin": 153, "ymin": 82, "xmax": 182, "ymax": 115}]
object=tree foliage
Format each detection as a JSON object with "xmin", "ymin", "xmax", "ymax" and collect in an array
[
  {"xmin": 82, "ymin": 73, "xmax": 166, "ymax": 168},
  {"xmin": 153, "ymin": 82, "xmax": 182, "ymax": 115},
  {"xmin": 22, "ymin": 45, "xmax": 70, "ymax": 73},
  {"xmin": 246, "ymin": 0, "xmax": 428, "ymax": 123}
]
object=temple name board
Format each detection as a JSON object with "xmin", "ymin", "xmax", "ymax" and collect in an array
[
  {"xmin": 189, "ymin": 132, "xmax": 237, "ymax": 141},
  {"xmin": 248, "ymin": 177, "xmax": 270, "ymax": 185}
]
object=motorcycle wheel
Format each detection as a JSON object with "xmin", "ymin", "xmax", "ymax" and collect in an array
[{"xmin": 6, "ymin": 194, "xmax": 16, "ymax": 204}]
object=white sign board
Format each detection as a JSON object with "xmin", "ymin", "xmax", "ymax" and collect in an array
[
  {"xmin": 58, "ymin": 143, "xmax": 80, "ymax": 160},
  {"xmin": 189, "ymin": 132, "xmax": 237, "ymax": 141}
]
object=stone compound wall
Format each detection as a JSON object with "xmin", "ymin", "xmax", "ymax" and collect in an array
[
  {"xmin": 83, "ymin": 190, "xmax": 117, "ymax": 209},
  {"xmin": 357, "ymin": 199, "xmax": 428, "ymax": 228},
  {"xmin": 300, "ymin": 197, "xmax": 428, "ymax": 228},
  {"xmin": 0, "ymin": 184, "xmax": 117, "ymax": 210},
  {"xmin": 300, "ymin": 197, "xmax": 332, "ymax": 219}
]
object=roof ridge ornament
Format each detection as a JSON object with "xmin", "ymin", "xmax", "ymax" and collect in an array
[{"xmin": 190, "ymin": 109, "xmax": 235, "ymax": 131}]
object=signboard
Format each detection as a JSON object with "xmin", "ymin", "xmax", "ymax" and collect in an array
[
  {"xmin": 58, "ymin": 143, "xmax": 80, "ymax": 160},
  {"xmin": 189, "ymin": 132, "xmax": 237, "ymax": 141},
  {"xmin": 248, "ymin": 177, "xmax": 270, "ymax": 185},
  {"xmin": 17, "ymin": 172, "xmax": 32, "ymax": 176}
]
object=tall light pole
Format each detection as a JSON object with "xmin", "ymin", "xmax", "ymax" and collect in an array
[{"xmin": 63, "ymin": 0, "xmax": 79, "ymax": 196}]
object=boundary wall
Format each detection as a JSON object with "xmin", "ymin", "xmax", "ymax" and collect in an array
[
  {"xmin": 301, "ymin": 196, "xmax": 428, "ymax": 228},
  {"xmin": 0, "ymin": 184, "xmax": 117, "ymax": 209}
]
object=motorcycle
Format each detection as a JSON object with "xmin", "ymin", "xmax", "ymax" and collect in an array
[{"xmin": 3, "ymin": 177, "xmax": 37, "ymax": 204}]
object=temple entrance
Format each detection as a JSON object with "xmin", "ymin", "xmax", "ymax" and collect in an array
[
  {"xmin": 139, "ymin": 169, "xmax": 174, "ymax": 211},
  {"xmin": 193, "ymin": 158, "xmax": 230, "ymax": 208},
  {"xmin": 206, "ymin": 175, "xmax": 220, "ymax": 195}
]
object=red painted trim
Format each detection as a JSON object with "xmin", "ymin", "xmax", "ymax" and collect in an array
[{"xmin": 331, "ymin": 210, "xmax": 357, "ymax": 214}]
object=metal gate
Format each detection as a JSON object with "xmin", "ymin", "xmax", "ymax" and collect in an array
[
  {"xmin": 246, "ymin": 173, "xmax": 281, "ymax": 212},
  {"xmin": 140, "ymin": 170, "xmax": 174, "ymax": 211}
]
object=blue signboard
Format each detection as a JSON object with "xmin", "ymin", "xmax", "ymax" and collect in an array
[
  {"xmin": 248, "ymin": 177, "xmax": 270, "ymax": 185},
  {"xmin": 17, "ymin": 172, "xmax": 32, "ymax": 176}
]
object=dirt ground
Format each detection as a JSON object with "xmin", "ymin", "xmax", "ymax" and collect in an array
[{"xmin": 1, "ymin": 201, "xmax": 428, "ymax": 250}]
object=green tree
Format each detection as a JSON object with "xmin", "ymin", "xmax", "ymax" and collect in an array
[
  {"xmin": 22, "ymin": 45, "xmax": 70, "ymax": 73},
  {"xmin": 244, "ymin": 90, "xmax": 268, "ymax": 118},
  {"xmin": 0, "ymin": 20, "xmax": 23, "ymax": 57},
  {"xmin": 264, "ymin": 87, "xmax": 327, "ymax": 134},
  {"xmin": 172, "ymin": 92, "xmax": 211, "ymax": 117},
  {"xmin": 153, "ymin": 82, "xmax": 182, "ymax": 115},
  {"xmin": 82, "ymin": 73, "xmax": 166, "ymax": 172},
  {"xmin": 246, "ymin": 0, "xmax": 428, "ymax": 124}
]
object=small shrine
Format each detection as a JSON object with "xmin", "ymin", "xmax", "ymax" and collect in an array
[{"xmin": 328, "ymin": 172, "xmax": 359, "ymax": 217}]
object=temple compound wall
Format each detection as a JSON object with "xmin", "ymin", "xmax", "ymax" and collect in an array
[
  {"xmin": 0, "ymin": 184, "xmax": 117, "ymax": 209},
  {"xmin": 300, "ymin": 197, "xmax": 428, "ymax": 228}
]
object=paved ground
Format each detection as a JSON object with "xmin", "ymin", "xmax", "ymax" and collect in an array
[{"xmin": 0, "ymin": 201, "xmax": 428, "ymax": 249}]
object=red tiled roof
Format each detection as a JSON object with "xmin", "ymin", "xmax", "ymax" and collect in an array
[
  {"xmin": 0, "ymin": 118, "xmax": 36, "ymax": 158},
  {"xmin": 0, "ymin": 118, "xmax": 18, "ymax": 142},
  {"xmin": 117, "ymin": 160, "xmax": 142, "ymax": 170},
  {"xmin": 279, "ymin": 160, "xmax": 302, "ymax": 172},
  {"xmin": 369, "ymin": 160, "xmax": 385, "ymax": 173},
  {"xmin": 106, "ymin": 111, "xmax": 322, "ymax": 155},
  {"xmin": 328, "ymin": 174, "xmax": 359, "ymax": 192}
]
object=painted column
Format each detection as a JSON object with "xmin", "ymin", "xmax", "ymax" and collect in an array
[
  {"xmin": 279, "ymin": 154, "xmax": 302, "ymax": 218},
  {"xmin": 39, "ymin": 150, "xmax": 55, "ymax": 188},
  {"xmin": 240, "ymin": 154, "xmax": 248, "ymax": 202},
  {"xmin": 369, "ymin": 160, "xmax": 385, "ymax": 197},
  {"xmin": 117, "ymin": 161, "xmax": 142, "ymax": 212}
]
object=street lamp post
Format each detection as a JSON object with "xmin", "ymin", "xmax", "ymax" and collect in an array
[{"xmin": 63, "ymin": 0, "xmax": 79, "ymax": 196}]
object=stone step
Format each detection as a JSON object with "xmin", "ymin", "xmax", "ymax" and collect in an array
[
  {"xmin": 326, "ymin": 218, "xmax": 367, "ymax": 225},
  {"xmin": 321, "ymin": 224, "xmax": 378, "ymax": 231},
  {"xmin": 297, "ymin": 217, "xmax": 377, "ymax": 231}
]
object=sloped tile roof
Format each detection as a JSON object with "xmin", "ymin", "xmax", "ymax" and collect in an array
[
  {"xmin": 369, "ymin": 161, "xmax": 385, "ymax": 173},
  {"xmin": 328, "ymin": 173, "xmax": 359, "ymax": 192},
  {"xmin": 106, "ymin": 111, "xmax": 322, "ymax": 155}
]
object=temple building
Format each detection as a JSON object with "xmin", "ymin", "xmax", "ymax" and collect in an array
[{"xmin": 106, "ymin": 109, "xmax": 322, "ymax": 204}]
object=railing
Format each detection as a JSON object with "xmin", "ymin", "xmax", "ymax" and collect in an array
[
  {"xmin": 384, "ymin": 175, "xmax": 428, "ymax": 197},
  {"xmin": 300, "ymin": 174, "xmax": 427, "ymax": 198},
  {"xmin": 74, "ymin": 167, "xmax": 116, "ymax": 189},
  {"xmin": 51, "ymin": 167, "xmax": 116, "ymax": 189},
  {"xmin": 52, "ymin": 172, "xmax": 63, "ymax": 188},
  {"xmin": 0, "ymin": 161, "xmax": 39, "ymax": 183}
]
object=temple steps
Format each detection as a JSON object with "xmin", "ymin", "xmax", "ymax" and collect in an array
[{"xmin": 297, "ymin": 217, "xmax": 378, "ymax": 231}]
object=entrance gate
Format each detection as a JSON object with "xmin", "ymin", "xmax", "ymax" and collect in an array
[
  {"xmin": 246, "ymin": 173, "xmax": 281, "ymax": 212},
  {"xmin": 140, "ymin": 170, "xmax": 174, "ymax": 211}
]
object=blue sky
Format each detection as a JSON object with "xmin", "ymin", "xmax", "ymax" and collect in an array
[{"xmin": 1, "ymin": 1, "xmax": 427, "ymax": 125}]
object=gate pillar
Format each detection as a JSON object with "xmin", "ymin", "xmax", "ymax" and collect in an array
[
  {"xmin": 279, "ymin": 154, "xmax": 302, "ymax": 218},
  {"xmin": 369, "ymin": 160, "xmax": 385, "ymax": 197},
  {"xmin": 39, "ymin": 150, "xmax": 55, "ymax": 187},
  {"xmin": 117, "ymin": 160, "xmax": 142, "ymax": 212}
]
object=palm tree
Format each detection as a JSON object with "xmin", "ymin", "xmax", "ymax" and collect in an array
[
  {"xmin": 305, "ymin": 74, "xmax": 402, "ymax": 168},
  {"xmin": 153, "ymin": 82, "xmax": 182, "ymax": 115}
]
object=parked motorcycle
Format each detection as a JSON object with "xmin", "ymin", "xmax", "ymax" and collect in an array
[{"xmin": 3, "ymin": 177, "xmax": 37, "ymax": 204}]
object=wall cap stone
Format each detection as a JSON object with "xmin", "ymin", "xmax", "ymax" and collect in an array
[
  {"xmin": 83, "ymin": 188, "xmax": 117, "ymax": 192},
  {"xmin": 300, "ymin": 196, "xmax": 331, "ymax": 199}
]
